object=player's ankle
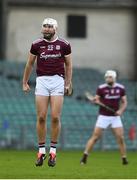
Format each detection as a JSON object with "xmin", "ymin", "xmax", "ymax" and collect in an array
[
  {"xmin": 84, "ymin": 151, "xmax": 89, "ymax": 156},
  {"xmin": 122, "ymin": 155, "xmax": 127, "ymax": 159},
  {"xmin": 50, "ymin": 141, "xmax": 57, "ymax": 154},
  {"xmin": 38, "ymin": 142, "xmax": 46, "ymax": 154}
]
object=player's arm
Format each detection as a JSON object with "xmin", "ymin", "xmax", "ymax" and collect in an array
[
  {"xmin": 115, "ymin": 95, "xmax": 127, "ymax": 116},
  {"xmin": 92, "ymin": 87, "xmax": 102, "ymax": 104},
  {"xmin": 64, "ymin": 54, "xmax": 72, "ymax": 93},
  {"xmin": 22, "ymin": 52, "xmax": 36, "ymax": 92}
]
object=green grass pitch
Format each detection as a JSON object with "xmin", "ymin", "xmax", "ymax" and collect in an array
[{"xmin": 0, "ymin": 150, "xmax": 137, "ymax": 179}]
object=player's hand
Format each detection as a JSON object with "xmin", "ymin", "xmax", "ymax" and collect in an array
[
  {"xmin": 64, "ymin": 82, "xmax": 73, "ymax": 96},
  {"xmin": 115, "ymin": 110, "xmax": 123, "ymax": 116},
  {"xmin": 92, "ymin": 97, "xmax": 100, "ymax": 105},
  {"xmin": 22, "ymin": 82, "xmax": 31, "ymax": 93}
]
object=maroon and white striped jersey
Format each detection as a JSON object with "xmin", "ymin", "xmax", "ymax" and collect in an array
[
  {"xmin": 96, "ymin": 83, "xmax": 126, "ymax": 116},
  {"xmin": 30, "ymin": 36, "xmax": 71, "ymax": 78}
]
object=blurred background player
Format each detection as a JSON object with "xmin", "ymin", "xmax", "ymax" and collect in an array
[
  {"xmin": 80, "ymin": 70, "xmax": 128, "ymax": 165},
  {"xmin": 22, "ymin": 18, "xmax": 72, "ymax": 167}
]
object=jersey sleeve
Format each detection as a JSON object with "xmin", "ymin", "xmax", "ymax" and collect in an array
[
  {"xmin": 63, "ymin": 43, "xmax": 71, "ymax": 56},
  {"xmin": 30, "ymin": 43, "xmax": 38, "ymax": 55},
  {"xmin": 96, "ymin": 87, "xmax": 102, "ymax": 97},
  {"xmin": 121, "ymin": 87, "xmax": 126, "ymax": 97}
]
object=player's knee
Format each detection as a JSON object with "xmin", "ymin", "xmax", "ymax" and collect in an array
[
  {"xmin": 38, "ymin": 116, "xmax": 46, "ymax": 124},
  {"xmin": 52, "ymin": 116, "xmax": 60, "ymax": 124},
  {"xmin": 92, "ymin": 134, "xmax": 100, "ymax": 142},
  {"xmin": 93, "ymin": 137, "xmax": 99, "ymax": 143},
  {"xmin": 117, "ymin": 135, "xmax": 124, "ymax": 144}
]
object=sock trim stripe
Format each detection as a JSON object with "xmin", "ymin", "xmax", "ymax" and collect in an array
[
  {"xmin": 51, "ymin": 141, "xmax": 57, "ymax": 144},
  {"xmin": 50, "ymin": 144, "xmax": 57, "ymax": 148},
  {"xmin": 39, "ymin": 142, "xmax": 45, "ymax": 145},
  {"xmin": 39, "ymin": 145, "xmax": 45, "ymax": 148}
]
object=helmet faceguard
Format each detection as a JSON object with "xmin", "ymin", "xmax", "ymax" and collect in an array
[{"xmin": 104, "ymin": 70, "xmax": 117, "ymax": 86}]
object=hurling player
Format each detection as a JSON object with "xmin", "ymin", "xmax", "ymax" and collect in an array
[
  {"xmin": 80, "ymin": 70, "xmax": 128, "ymax": 165},
  {"xmin": 23, "ymin": 18, "xmax": 72, "ymax": 167}
]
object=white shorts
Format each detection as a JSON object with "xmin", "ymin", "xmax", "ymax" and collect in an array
[
  {"xmin": 35, "ymin": 75, "xmax": 64, "ymax": 96},
  {"xmin": 95, "ymin": 115, "xmax": 123, "ymax": 129}
]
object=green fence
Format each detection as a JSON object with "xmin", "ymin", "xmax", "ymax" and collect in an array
[{"xmin": 0, "ymin": 61, "xmax": 137, "ymax": 150}]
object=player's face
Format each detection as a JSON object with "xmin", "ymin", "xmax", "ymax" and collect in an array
[
  {"xmin": 42, "ymin": 24, "xmax": 56, "ymax": 40},
  {"xmin": 105, "ymin": 76, "xmax": 115, "ymax": 86}
]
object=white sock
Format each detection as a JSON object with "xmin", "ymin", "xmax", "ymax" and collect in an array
[
  {"xmin": 50, "ymin": 147, "xmax": 56, "ymax": 154},
  {"xmin": 39, "ymin": 147, "xmax": 46, "ymax": 154},
  {"xmin": 84, "ymin": 151, "xmax": 88, "ymax": 155},
  {"xmin": 122, "ymin": 156, "xmax": 127, "ymax": 159}
]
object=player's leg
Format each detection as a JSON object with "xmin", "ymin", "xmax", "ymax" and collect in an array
[
  {"xmin": 80, "ymin": 127, "xmax": 103, "ymax": 164},
  {"xmin": 112, "ymin": 127, "xmax": 128, "ymax": 165},
  {"xmin": 80, "ymin": 115, "xmax": 110, "ymax": 164},
  {"xmin": 35, "ymin": 95, "xmax": 49, "ymax": 166},
  {"xmin": 111, "ymin": 116, "xmax": 128, "ymax": 165},
  {"xmin": 50, "ymin": 96, "xmax": 63, "ymax": 142},
  {"xmin": 48, "ymin": 95, "xmax": 64, "ymax": 167}
]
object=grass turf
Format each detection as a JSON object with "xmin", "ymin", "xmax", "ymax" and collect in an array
[{"xmin": 0, "ymin": 150, "xmax": 137, "ymax": 179}]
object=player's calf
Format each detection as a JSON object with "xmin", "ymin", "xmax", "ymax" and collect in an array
[{"xmin": 115, "ymin": 135, "xmax": 128, "ymax": 165}]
